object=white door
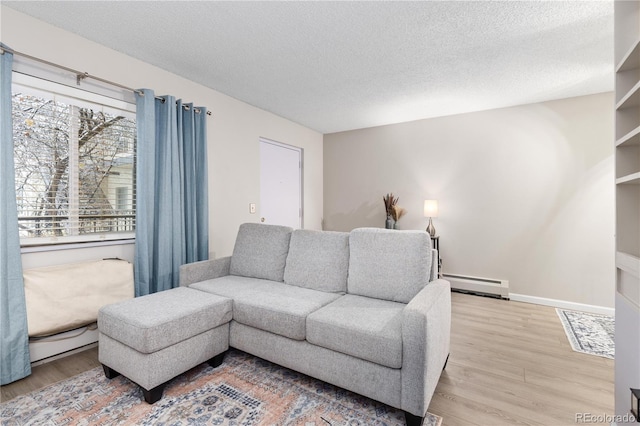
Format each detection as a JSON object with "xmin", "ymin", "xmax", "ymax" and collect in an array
[{"xmin": 259, "ymin": 138, "xmax": 302, "ymax": 228}]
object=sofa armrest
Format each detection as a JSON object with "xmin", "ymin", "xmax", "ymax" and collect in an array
[
  {"xmin": 179, "ymin": 256, "xmax": 231, "ymax": 287},
  {"xmin": 400, "ymin": 279, "xmax": 451, "ymax": 417}
]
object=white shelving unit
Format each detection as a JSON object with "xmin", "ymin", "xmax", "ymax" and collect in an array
[
  {"xmin": 614, "ymin": 1, "xmax": 640, "ymax": 420},
  {"xmin": 615, "ymin": 5, "xmax": 640, "ymax": 298}
]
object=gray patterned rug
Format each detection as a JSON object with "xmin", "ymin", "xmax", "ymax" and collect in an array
[{"xmin": 556, "ymin": 308, "xmax": 614, "ymax": 359}]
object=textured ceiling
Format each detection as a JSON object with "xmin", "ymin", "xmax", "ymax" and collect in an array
[{"xmin": 4, "ymin": 1, "xmax": 613, "ymax": 134}]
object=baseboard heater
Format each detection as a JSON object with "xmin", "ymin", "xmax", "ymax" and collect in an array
[
  {"xmin": 442, "ymin": 273, "xmax": 509, "ymax": 299},
  {"xmin": 29, "ymin": 324, "xmax": 99, "ymax": 363}
]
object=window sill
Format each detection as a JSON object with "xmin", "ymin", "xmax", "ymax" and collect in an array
[{"xmin": 20, "ymin": 238, "xmax": 135, "ymax": 254}]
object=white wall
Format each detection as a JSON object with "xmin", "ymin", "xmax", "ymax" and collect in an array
[
  {"xmin": 324, "ymin": 93, "xmax": 615, "ymax": 308},
  {"xmin": 1, "ymin": 7, "xmax": 323, "ymax": 268}
]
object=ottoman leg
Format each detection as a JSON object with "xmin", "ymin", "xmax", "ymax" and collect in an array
[
  {"xmin": 207, "ymin": 350, "xmax": 226, "ymax": 368},
  {"xmin": 102, "ymin": 364, "xmax": 121, "ymax": 379},
  {"xmin": 143, "ymin": 383, "xmax": 166, "ymax": 404}
]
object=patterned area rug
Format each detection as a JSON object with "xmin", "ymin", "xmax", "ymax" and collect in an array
[
  {"xmin": 0, "ymin": 349, "xmax": 442, "ymax": 425},
  {"xmin": 556, "ymin": 308, "xmax": 614, "ymax": 359}
]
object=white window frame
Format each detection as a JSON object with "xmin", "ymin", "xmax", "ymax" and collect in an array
[{"xmin": 12, "ymin": 73, "xmax": 137, "ymax": 247}]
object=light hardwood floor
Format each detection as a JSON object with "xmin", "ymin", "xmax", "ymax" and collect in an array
[{"xmin": 1, "ymin": 292, "xmax": 614, "ymax": 425}]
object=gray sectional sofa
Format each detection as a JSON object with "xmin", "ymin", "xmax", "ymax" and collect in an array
[{"xmin": 180, "ymin": 223, "xmax": 451, "ymax": 426}]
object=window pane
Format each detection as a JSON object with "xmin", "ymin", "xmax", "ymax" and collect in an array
[{"xmin": 12, "ymin": 90, "xmax": 136, "ymax": 243}]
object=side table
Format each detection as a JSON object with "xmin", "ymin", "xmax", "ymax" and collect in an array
[{"xmin": 430, "ymin": 236, "xmax": 442, "ymax": 278}]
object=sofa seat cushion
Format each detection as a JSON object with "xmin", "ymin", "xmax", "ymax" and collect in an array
[
  {"xmin": 229, "ymin": 223, "xmax": 293, "ymax": 282},
  {"xmin": 98, "ymin": 287, "xmax": 232, "ymax": 354},
  {"xmin": 284, "ymin": 229, "xmax": 349, "ymax": 293},
  {"xmin": 306, "ymin": 294, "xmax": 405, "ymax": 369},
  {"xmin": 348, "ymin": 228, "xmax": 432, "ymax": 303},
  {"xmin": 190, "ymin": 276, "xmax": 340, "ymax": 340}
]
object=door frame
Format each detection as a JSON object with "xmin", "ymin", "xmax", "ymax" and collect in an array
[{"xmin": 259, "ymin": 137, "xmax": 304, "ymax": 229}]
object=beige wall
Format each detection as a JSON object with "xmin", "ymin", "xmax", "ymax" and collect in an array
[
  {"xmin": 324, "ymin": 93, "xmax": 615, "ymax": 307},
  {"xmin": 2, "ymin": 7, "xmax": 323, "ymax": 267}
]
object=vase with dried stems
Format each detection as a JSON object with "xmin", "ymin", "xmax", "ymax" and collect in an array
[
  {"xmin": 382, "ymin": 193, "xmax": 406, "ymax": 229},
  {"xmin": 391, "ymin": 205, "xmax": 406, "ymax": 229},
  {"xmin": 383, "ymin": 193, "xmax": 397, "ymax": 229}
]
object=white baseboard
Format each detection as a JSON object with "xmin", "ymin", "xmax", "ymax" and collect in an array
[{"xmin": 509, "ymin": 293, "xmax": 614, "ymax": 316}]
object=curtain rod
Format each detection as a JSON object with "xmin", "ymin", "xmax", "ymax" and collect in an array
[{"xmin": 0, "ymin": 46, "xmax": 212, "ymax": 116}]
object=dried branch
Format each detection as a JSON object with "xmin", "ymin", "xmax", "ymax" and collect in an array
[{"xmin": 383, "ymin": 193, "xmax": 399, "ymax": 216}]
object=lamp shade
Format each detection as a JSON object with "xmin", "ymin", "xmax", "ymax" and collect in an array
[{"xmin": 423, "ymin": 200, "xmax": 438, "ymax": 218}]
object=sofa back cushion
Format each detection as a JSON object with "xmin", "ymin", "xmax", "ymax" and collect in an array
[
  {"xmin": 347, "ymin": 228, "xmax": 432, "ymax": 303},
  {"xmin": 284, "ymin": 229, "xmax": 349, "ymax": 293},
  {"xmin": 230, "ymin": 223, "xmax": 293, "ymax": 282}
]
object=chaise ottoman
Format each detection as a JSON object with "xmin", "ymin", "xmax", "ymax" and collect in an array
[{"xmin": 98, "ymin": 286, "xmax": 232, "ymax": 403}]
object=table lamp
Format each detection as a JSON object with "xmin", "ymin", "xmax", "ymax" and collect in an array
[{"xmin": 424, "ymin": 200, "xmax": 438, "ymax": 237}]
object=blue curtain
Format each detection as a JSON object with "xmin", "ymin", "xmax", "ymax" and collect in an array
[
  {"xmin": 181, "ymin": 102, "xmax": 209, "ymax": 262},
  {"xmin": 0, "ymin": 45, "xmax": 31, "ymax": 384},
  {"xmin": 134, "ymin": 89, "xmax": 209, "ymax": 296}
]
